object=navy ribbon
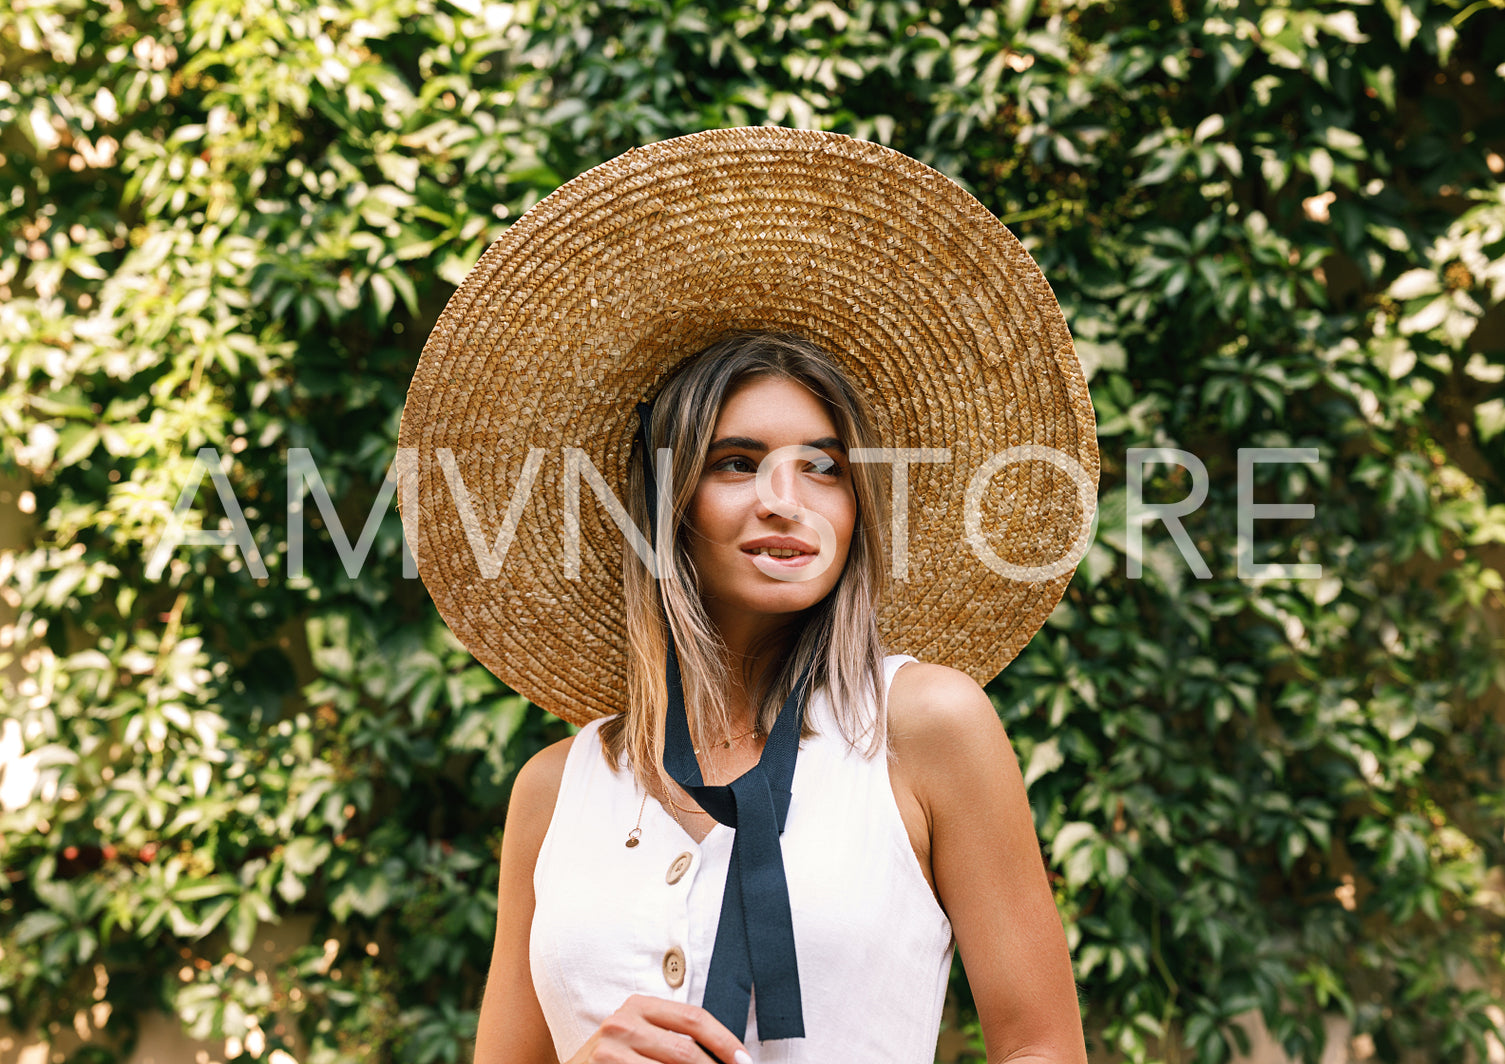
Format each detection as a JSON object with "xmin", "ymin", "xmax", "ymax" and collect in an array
[{"xmin": 636, "ymin": 402, "xmax": 807, "ymax": 1046}]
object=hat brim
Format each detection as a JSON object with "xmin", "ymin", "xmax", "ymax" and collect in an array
[{"xmin": 400, "ymin": 126, "xmax": 1099, "ymax": 725}]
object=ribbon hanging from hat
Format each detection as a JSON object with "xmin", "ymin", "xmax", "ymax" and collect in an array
[{"xmin": 637, "ymin": 402, "xmax": 807, "ymax": 1046}]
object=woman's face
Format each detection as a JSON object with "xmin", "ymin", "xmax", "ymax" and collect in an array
[{"xmin": 684, "ymin": 375, "xmax": 857, "ymax": 635}]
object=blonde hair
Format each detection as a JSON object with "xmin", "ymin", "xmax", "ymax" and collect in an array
[{"xmin": 598, "ymin": 331, "xmax": 891, "ymax": 797}]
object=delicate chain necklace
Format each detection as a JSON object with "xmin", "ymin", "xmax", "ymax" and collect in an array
[
  {"xmin": 664, "ymin": 792, "xmax": 706, "ymax": 815},
  {"xmin": 693, "ymin": 724, "xmax": 760, "ymax": 755},
  {"xmin": 624, "ymin": 725, "xmax": 761, "ymax": 847},
  {"xmin": 626, "ymin": 788, "xmax": 691, "ymax": 847}
]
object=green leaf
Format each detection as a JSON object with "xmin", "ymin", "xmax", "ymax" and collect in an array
[
  {"xmin": 14, "ymin": 910, "xmax": 67, "ymax": 945},
  {"xmin": 1308, "ymin": 147, "xmax": 1334, "ymax": 192},
  {"xmin": 1023, "ymin": 737, "xmax": 1065, "ymax": 787},
  {"xmin": 332, "ymin": 869, "xmax": 393, "ymax": 920},
  {"xmin": 1475, "ymin": 398, "xmax": 1505, "ymax": 443},
  {"xmin": 1388, "ymin": 268, "xmax": 1441, "ymax": 300},
  {"xmin": 284, "ymin": 836, "xmax": 333, "ymax": 876}
]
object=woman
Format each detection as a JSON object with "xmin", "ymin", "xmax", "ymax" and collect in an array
[{"xmin": 399, "ymin": 128, "xmax": 1098, "ymax": 1064}]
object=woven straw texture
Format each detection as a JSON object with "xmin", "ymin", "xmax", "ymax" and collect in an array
[{"xmin": 399, "ymin": 126, "xmax": 1099, "ymax": 725}]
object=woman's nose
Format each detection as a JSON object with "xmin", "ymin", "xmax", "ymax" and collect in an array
[{"xmin": 754, "ymin": 459, "xmax": 806, "ymax": 521}]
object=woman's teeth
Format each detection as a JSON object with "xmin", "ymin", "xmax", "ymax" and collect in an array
[{"xmin": 753, "ymin": 548, "xmax": 806, "ymax": 557}]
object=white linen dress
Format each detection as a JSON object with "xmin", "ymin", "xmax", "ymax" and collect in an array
[{"xmin": 530, "ymin": 655, "xmax": 956, "ymax": 1062}]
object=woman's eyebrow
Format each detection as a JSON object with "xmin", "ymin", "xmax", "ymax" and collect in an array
[{"xmin": 706, "ymin": 435, "xmax": 846, "ymax": 452}]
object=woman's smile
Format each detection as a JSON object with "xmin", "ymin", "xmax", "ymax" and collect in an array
[{"xmin": 742, "ymin": 535, "xmax": 819, "ymax": 572}]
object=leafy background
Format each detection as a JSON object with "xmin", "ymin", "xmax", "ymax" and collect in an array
[{"xmin": 2, "ymin": 0, "xmax": 1503, "ymax": 1062}]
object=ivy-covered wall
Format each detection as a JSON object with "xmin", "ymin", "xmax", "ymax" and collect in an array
[{"xmin": 1, "ymin": 1, "xmax": 1502, "ymax": 1062}]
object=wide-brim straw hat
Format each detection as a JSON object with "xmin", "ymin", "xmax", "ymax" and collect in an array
[{"xmin": 400, "ymin": 126, "xmax": 1098, "ymax": 725}]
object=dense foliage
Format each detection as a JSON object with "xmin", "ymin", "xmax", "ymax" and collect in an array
[{"xmin": 2, "ymin": 1, "xmax": 1503, "ymax": 1062}]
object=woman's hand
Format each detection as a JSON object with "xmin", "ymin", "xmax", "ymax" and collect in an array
[{"xmin": 566, "ymin": 995, "xmax": 753, "ymax": 1064}]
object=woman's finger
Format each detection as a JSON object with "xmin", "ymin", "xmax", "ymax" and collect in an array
[{"xmin": 619, "ymin": 995, "xmax": 752, "ymax": 1064}]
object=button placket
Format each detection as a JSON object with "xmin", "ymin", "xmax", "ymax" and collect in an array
[{"xmin": 663, "ymin": 846, "xmax": 695, "ymax": 998}]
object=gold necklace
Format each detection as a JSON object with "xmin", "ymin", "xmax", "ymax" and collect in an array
[
  {"xmin": 665, "ymin": 791, "xmax": 712, "ymax": 816},
  {"xmin": 693, "ymin": 723, "xmax": 760, "ymax": 755},
  {"xmin": 623, "ymin": 726, "xmax": 761, "ymax": 846},
  {"xmin": 626, "ymin": 786, "xmax": 692, "ymax": 847}
]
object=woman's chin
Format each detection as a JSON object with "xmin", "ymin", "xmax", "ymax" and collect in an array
[{"xmin": 705, "ymin": 587, "xmax": 830, "ymax": 624}]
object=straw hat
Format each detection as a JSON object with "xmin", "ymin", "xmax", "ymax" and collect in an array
[{"xmin": 399, "ymin": 126, "xmax": 1098, "ymax": 725}]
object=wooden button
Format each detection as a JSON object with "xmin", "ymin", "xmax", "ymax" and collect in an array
[
  {"xmin": 662, "ymin": 947, "xmax": 686, "ymax": 988},
  {"xmin": 666, "ymin": 851, "xmax": 693, "ymax": 885}
]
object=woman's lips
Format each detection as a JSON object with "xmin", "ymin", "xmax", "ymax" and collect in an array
[{"xmin": 744, "ymin": 546, "xmax": 817, "ymax": 571}]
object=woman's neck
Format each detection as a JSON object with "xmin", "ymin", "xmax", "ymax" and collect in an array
[{"xmin": 710, "ymin": 617, "xmax": 800, "ymax": 734}]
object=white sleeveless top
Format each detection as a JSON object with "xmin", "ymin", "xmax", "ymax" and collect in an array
[{"xmin": 530, "ymin": 655, "xmax": 955, "ymax": 1063}]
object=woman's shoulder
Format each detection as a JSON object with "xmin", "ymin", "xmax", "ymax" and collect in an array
[
  {"xmin": 886, "ymin": 659, "xmax": 1008, "ymax": 776},
  {"xmin": 888, "ymin": 660, "xmax": 996, "ymax": 732},
  {"xmin": 504, "ymin": 733, "xmax": 577, "ymax": 843},
  {"xmin": 519, "ymin": 732, "xmax": 577, "ymax": 781}
]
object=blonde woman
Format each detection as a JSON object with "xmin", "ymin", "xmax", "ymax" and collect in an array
[{"xmin": 400, "ymin": 129, "xmax": 1099, "ymax": 1064}]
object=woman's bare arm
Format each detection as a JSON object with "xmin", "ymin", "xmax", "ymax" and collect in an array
[
  {"xmin": 474, "ymin": 738, "xmax": 751, "ymax": 1064},
  {"xmin": 475, "ymin": 736, "xmax": 574, "ymax": 1064},
  {"xmin": 889, "ymin": 663, "xmax": 1088, "ymax": 1064}
]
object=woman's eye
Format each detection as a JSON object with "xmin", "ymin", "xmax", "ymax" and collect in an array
[
  {"xmin": 708, "ymin": 455, "xmax": 841, "ymax": 475},
  {"xmin": 711, "ymin": 456, "xmax": 757, "ymax": 473}
]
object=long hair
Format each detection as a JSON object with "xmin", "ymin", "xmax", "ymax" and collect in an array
[{"xmin": 599, "ymin": 331, "xmax": 892, "ymax": 797}]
